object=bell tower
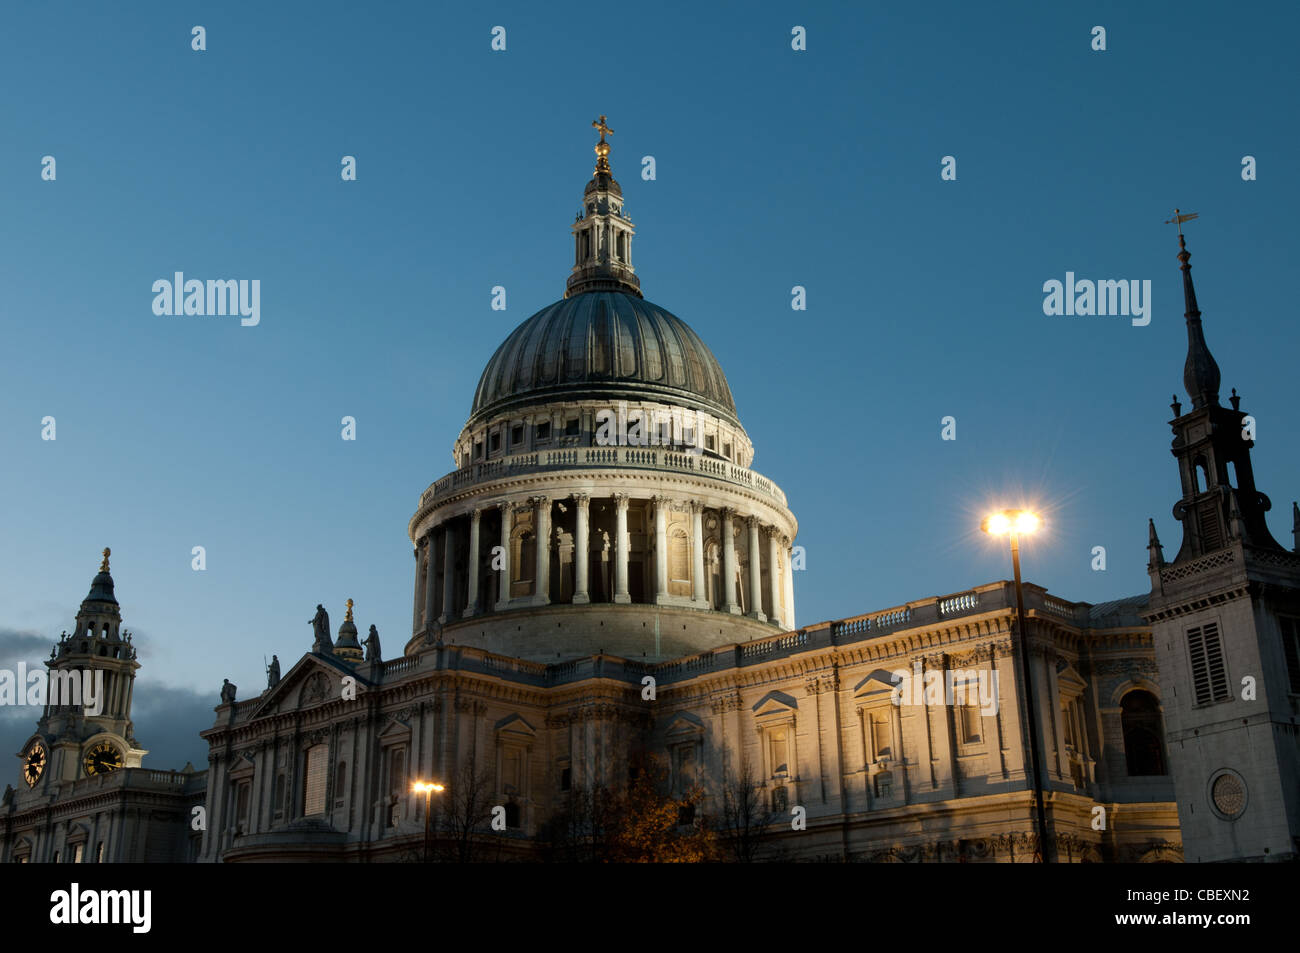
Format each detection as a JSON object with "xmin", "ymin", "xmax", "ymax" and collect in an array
[
  {"xmin": 566, "ymin": 114, "xmax": 642, "ymax": 299},
  {"xmin": 30, "ymin": 548, "xmax": 148, "ymax": 788},
  {"xmin": 1146, "ymin": 223, "xmax": 1300, "ymax": 861}
]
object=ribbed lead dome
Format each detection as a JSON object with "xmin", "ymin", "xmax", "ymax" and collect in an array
[{"xmin": 469, "ymin": 292, "xmax": 739, "ymax": 427}]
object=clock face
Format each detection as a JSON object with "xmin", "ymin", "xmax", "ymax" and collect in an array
[
  {"xmin": 84, "ymin": 742, "xmax": 122, "ymax": 776},
  {"xmin": 23, "ymin": 743, "xmax": 46, "ymax": 787}
]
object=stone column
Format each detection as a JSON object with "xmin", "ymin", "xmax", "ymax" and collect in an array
[
  {"xmin": 440, "ymin": 521, "xmax": 457, "ymax": 623},
  {"xmin": 613, "ymin": 493, "xmax": 631, "ymax": 604},
  {"xmin": 690, "ymin": 502, "xmax": 707, "ymax": 607},
  {"xmin": 422, "ymin": 536, "xmax": 437, "ymax": 630},
  {"xmin": 463, "ymin": 508, "xmax": 481, "ymax": 618},
  {"xmin": 722, "ymin": 508, "xmax": 741, "ymax": 614},
  {"xmin": 411, "ymin": 546, "xmax": 423, "ymax": 633},
  {"xmin": 494, "ymin": 502, "xmax": 512, "ymax": 611},
  {"xmin": 573, "ymin": 494, "xmax": 591, "ymax": 604},
  {"xmin": 783, "ymin": 538, "xmax": 796, "ymax": 629},
  {"xmin": 768, "ymin": 529, "xmax": 784, "ymax": 628},
  {"xmin": 747, "ymin": 516, "xmax": 767, "ymax": 621},
  {"xmin": 653, "ymin": 496, "xmax": 669, "ymax": 603},
  {"xmin": 533, "ymin": 496, "xmax": 551, "ymax": 606}
]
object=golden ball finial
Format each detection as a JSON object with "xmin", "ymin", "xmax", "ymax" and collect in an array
[
  {"xmin": 345, "ymin": 598, "xmax": 354, "ymax": 622},
  {"xmin": 100, "ymin": 547, "xmax": 111, "ymax": 572}
]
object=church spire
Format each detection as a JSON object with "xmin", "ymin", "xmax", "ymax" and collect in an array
[
  {"xmin": 566, "ymin": 115, "xmax": 642, "ymax": 299},
  {"xmin": 1171, "ymin": 213, "xmax": 1221, "ymax": 410}
]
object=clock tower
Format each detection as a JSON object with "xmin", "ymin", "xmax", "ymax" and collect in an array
[
  {"xmin": 20, "ymin": 548, "xmax": 147, "ymax": 792},
  {"xmin": 1145, "ymin": 230, "xmax": 1300, "ymax": 861}
]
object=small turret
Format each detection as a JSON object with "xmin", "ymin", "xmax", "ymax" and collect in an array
[{"xmin": 335, "ymin": 599, "xmax": 364, "ymax": 664}]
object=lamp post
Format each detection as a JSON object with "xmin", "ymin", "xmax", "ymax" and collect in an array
[
  {"xmin": 981, "ymin": 509, "xmax": 1053, "ymax": 863},
  {"xmin": 412, "ymin": 781, "xmax": 444, "ymax": 863}
]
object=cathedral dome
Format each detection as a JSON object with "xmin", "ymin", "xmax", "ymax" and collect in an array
[{"xmin": 468, "ymin": 291, "xmax": 740, "ymax": 427}]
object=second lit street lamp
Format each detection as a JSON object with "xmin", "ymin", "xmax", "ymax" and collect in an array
[{"xmin": 412, "ymin": 780, "xmax": 445, "ymax": 863}]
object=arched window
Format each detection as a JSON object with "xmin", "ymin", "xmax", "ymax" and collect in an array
[
  {"xmin": 1193, "ymin": 458, "xmax": 1209, "ymax": 493},
  {"xmin": 1121, "ymin": 690, "xmax": 1167, "ymax": 776}
]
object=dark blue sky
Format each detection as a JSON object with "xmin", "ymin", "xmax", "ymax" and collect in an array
[{"xmin": 2, "ymin": 2, "xmax": 1297, "ymax": 768}]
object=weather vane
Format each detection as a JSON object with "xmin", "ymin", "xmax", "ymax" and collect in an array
[{"xmin": 1164, "ymin": 208, "xmax": 1199, "ymax": 236}]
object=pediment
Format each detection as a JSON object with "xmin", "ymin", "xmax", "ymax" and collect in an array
[
  {"xmin": 752, "ymin": 690, "xmax": 798, "ymax": 718},
  {"xmin": 664, "ymin": 711, "xmax": 704, "ymax": 738},
  {"xmin": 1057, "ymin": 665, "xmax": 1087, "ymax": 694},
  {"xmin": 228, "ymin": 752, "xmax": 256, "ymax": 781},
  {"xmin": 245, "ymin": 653, "xmax": 368, "ymax": 721},
  {"xmin": 378, "ymin": 716, "xmax": 412, "ymax": 742},
  {"xmin": 854, "ymin": 669, "xmax": 904, "ymax": 700},
  {"xmin": 495, "ymin": 714, "xmax": 536, "ymax": 739}
]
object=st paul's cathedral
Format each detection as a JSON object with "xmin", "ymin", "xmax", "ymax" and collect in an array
[{"xmin": 4, "ymin": 121, "xmax": 1299, "ymax": 864}]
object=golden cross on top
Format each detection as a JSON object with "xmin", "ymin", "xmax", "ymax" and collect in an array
[
  {"xmin": 1164, "ymin": 208, "xmax": 1199, "ymax": 236},
  {"xmin": 345, "ymin": 598, "xmax": 354, "ymax": 622},
  {"xmin": 592, "ymin": 115, "xmax": 613, "ymax": 143},
  {"xmin": 100, "ymin": 547, "xmax": 111, "ymax": 571}
]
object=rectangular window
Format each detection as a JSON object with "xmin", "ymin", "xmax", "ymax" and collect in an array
[
  {"xmin": 303, "ymin": 745, "xmax": 329, "ymax": 816},
  {"xmin": 95, "ymin": 842, "xmax": 104, "ymax": 863},
  {"xmin": 560, "ymin": 766, "xmax": 572, "ymax": 792},
  {"xmin": 705, "ymin": 435, "xmax": 716, "ymax": 451},
  {"xmin": 511, "ymin": 424, "xmax": 524, "ymax": 446},
  {"xmin": 236, "ymin": 782, "xmax": 251, "ymax": 825},
  {"xmin": 500, "ymin": 746, "xmax": 521, "ymax": 795},
  {"xmin": 1281, "ymin": 616, "xmax": 1300, "ymax": 695},
  {"xmin": 768, "ymin": 726, "xmax": 789, "ymax": 777},
  {"xmin": 564, "ymin": 418, "xmax": 580, "ymax": 436},
  {"xmin": 723, "ymin": 442, "xmax": 731, "ymax": 459},
  {"xmin": 489, "ymin": 432, "xmax": 501, "ymax": 454},
  {"xmin": 474, "ymin": 439, "xmax": 484, "ymax": 460},
  {"xmin": 72, "ymin": 843, "xmax": 84, "ymax": 864},
  {"xmin": 874, "ymin": 772, "xmax": 892, "ymax": 799},
  {"xmin": 1187, "ymin": 621, "xmax": 1231, "ymax": 705},
  {"xmin": 960, "ymin": 706, "xmax": 982, "ymax": 744},
  {"xmin": 869, "ymin": 708, "xmax": 891, "ymax": 761},
  {"xmin": 536, "ymin": 421, "xmax": 551, "ymax": 441}
]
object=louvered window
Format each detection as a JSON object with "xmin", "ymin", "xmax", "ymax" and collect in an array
[
  {"xmin": 1187, "ymin": 621, "xmax": 1231, "ymax": 705},
  {"xmin": 1280, "ymin": 616, "xmax": 1300, "ymax": 695},
  {"xmin": 303, "ymin": 744, "xmax": 328, "ymax": 816}
]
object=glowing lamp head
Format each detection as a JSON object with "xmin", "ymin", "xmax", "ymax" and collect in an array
[
  {"xmin": 984, "ymin": 512, "xmax": 1011, "ymax": 536},
  {"xmin": 983, "ymin": 509, "xmax": 1040, "ymax": 537},
  {"xmin": 412, "ymin": 781, "xmax": 444, "ymax": 794}
]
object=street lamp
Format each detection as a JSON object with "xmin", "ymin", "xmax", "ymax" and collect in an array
[
  {"xmin": 981, "ymin": 508, "xmax": 1053, "ymax": 863},
  {"xmin": 412, "ymin": 781, "xmax": 445, "ymax": 863}
]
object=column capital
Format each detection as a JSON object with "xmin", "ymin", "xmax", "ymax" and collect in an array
[
  {"xmin": 530, "ymin": 494, "xmax": 550, "ymax": 507},
  {"xmin": 496, "ymin": 499, "xmax": 512, "ymax": 515},
  {"xmin": 469, "ymin": 507, "xmax": 483, "ymax": 524},
  {"xmin": 689, "ymin": 499, "xmax": 703, "ymax": 515},
  {"xmin": 613, "ymin": 492, "xmax": 631, "ymax": 512},
  {"xmin": 720, "ymin": 505, "xmax": 736, "ymax": 520},
  {"xmin": 573, "ymin": 492, "xmax": 590, "ymax": 509}
]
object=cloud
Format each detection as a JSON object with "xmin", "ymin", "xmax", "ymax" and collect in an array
[
  {"xmin": 0, "ymin": 625, "xmax": 214, "ymax": 772},
  {"xmin": 0, "ymin": 627, "xmax": 57, "ymax": 669}
]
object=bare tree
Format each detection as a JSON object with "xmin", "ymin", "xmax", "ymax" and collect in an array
[
  {"xmin": 718, "ymin": 758, "xmax": 778, "ymax": 862},
  {"xmin": 538, "ymin": 782, "xmax": 617, "ymax": 863},
  {"xmin": 434, "ymin": 751, "xmax": 498, "ymax": 863}
]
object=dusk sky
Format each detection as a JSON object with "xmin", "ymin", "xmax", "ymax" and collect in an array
[{"xmin": 2, "ymin": 1, "xmax": 1297, "ymax": 769}]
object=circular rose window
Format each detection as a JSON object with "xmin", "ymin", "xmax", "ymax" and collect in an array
[{"xmin": 1210, "ymin": 770, "xmax": 1247, "ymax": 820}]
